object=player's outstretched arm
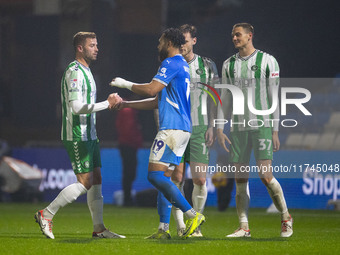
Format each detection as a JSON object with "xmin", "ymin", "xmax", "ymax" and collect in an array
[
  {"xmin": 110, "ymin": 78, "xmax": 165, "ymax": 97},
  {"xmin": 216, "ymin": 128, "xmax": 231, "ymax": 152},
  {"xmin": 70, "ymin": 93, "xmax": 122, "ymax": 114},
  {"xmin": 118, "ymin": 96, "xmax": 158, "ymax": 111}
]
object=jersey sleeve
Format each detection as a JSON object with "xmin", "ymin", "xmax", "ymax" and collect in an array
[
  {"xmin": 153, "ymin": 59, "xmax": 179, "ymax": 86},
  {"xmin": 203, "ymin": 57, "xmax": 219, "ymax": 79},
  {"xmin": 65, "ymin": 68, "xmax": 83, "ymax": 102},
  {"xmin": 221, "ymin": 59, "xmax": 230, "ymax": 84}
]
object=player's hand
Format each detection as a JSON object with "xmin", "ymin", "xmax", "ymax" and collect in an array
[
  {"xmin": 107, "ymin": 93, "xmax": 123, "ymax": 110},
  {"xmin": 217, "ymin": 129, "xmax": 231, "ymax": 152},
  {"xmin": 205, "ymin": 126, "xmax": 215, "ymax": 147},
  {"xmin": 110, "ymin": 77, "xmax": 133, "ymax": 90},
  {"xmin": 115, "ymin": 101, "xmax": 127, "ymax": 111},
  {"xmin": 272, "ymin": 131, "xmax": 280, "ymax": 152}
]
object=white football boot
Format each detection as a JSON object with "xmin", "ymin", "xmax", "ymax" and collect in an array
[
  {"xmin": 226, "ymin": 228, "xmax": 251, "ymax": 238},
  {"xmin": 34, "ymin": 210, "xmax": 55, "ymax": 239},
  {"xmin": 281, "ymin": 215, "xmax": 293, "ymax": 237}
]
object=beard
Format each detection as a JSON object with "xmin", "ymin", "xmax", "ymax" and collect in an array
[
  {"xmin": 83, "ymin": 49, "xmax": 97, "ymax": 63},
  {"xmin": 158, "ymin": 47, "xmax": 169, "ymax": 62}
]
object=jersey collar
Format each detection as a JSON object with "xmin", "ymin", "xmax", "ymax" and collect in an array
[
  {"xmin": 75, "ymin": 60, "xmax": 91, "ymax": 71},
  {"xmin": 187, "ymin": 54, "xmax": 197, "ymax": 65},
  {"xmin": 236, "ymin": 49, "xmax": 258, "ymax": 61}
]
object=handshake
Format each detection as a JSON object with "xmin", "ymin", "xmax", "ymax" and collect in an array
[{"xmin": 107, "ymin": 93, "xmax": 123, "ymax": 110}]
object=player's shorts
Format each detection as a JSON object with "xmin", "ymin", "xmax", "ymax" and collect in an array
[
  {"xmin": 62, "ymin": 139, "xmax": 101, "ymax": 174},
  {"xmin": 229, "ymin": 128, "xmax": 273, "ymax": 163},
  {"xmin": 149, "ymin": 129, "xmax": 191, "ymax": 168},
  {"xmin": 181, "ymin": 125, "xmax": 209, "ymax": 164}
]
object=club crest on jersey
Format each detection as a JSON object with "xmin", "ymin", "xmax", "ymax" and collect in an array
[
  {"xmin": 196, "ymin": 68, "xmax": 203, "ymax": 75},
  {"xmin": 251, "ymin": 65, "xmax": 259, "ymax": 71}
]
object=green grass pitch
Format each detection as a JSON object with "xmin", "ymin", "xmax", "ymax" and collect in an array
[{"xmin": 0, "ymin": 203, "xmax": 339, "ymax": 255}]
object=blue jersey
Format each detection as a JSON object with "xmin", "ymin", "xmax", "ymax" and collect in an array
[{"xmin": 153, "ymin": 54, "xmax": 191, "ymax": 132}]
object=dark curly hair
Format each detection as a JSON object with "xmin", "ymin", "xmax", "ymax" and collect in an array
[{"xmin": 162, "ymin": 28, "xmax": 185, "ymax": 49}]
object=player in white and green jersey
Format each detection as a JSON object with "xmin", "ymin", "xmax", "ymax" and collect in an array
[
  {"xmin": 169, "ymin": 24, "xmax": 219, "ymax": 238},
  {"xmin": 35, "ymin": 32, "xmax": 125, "ymax": 240},
  {"xmin": 222, "ymin": 49, "xmax": 280, "ymax": 132},
  {"xmin": 217, "ymin": 23, "xmax": 293, "ymax": 238},
  {"xmin": 61, "ymin": 60, "xmax": 99, "ymax": 142}
]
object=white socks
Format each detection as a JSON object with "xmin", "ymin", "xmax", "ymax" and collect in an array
[
  {"xmin": 192, "ymin": 183, "xmax": 207, "ymax": 214},
  {"xmin": 158, "ymin": 222, "xmax": 169, "ymax": 231},
  {"xmin": 266, "ymin": 178, "xmax": 290, "ymax": 220},
  {"xmin": 171, "ymin": 180, "xmax": 186, "ymax": 229},
  {"xmin": 45, "ymin": 182, "xmax": 87, "ymax": 218},
  {"xmin": 87, "ymin": 184, "xmax": 105, "ymax": 232},
  {"xmin": 235, "ymin": 182, "xmax": 250, "ymax": 229},
  {"xmin": 171, "ymin": 181, "xmax": 207, "ymax": 225},
  {"xmin": 184, "ymin": 208, "xmax": 197, "ymax": 219}
]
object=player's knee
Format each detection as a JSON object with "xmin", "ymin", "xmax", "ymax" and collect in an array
[
  {"xmin": 261, "ymin": 177, "xmax": 273, "ymax": 186},
  {"xmin": 193, "ymin": 177, "xmax": 206, "ymax": 186},
  {"xmin": 164, "ymin": 169, "xmax": 173, "ymax": 178},
  {"xmin": 147, "ymin": 171, "xmax": 159, "ymax": 185},
  {"xmin": 171, "ymin": 172, "xmax": 183, "ymax": 182},
  {"xmin": 83, "ymin": 183, "xmax": 92, "ymax": 190}
]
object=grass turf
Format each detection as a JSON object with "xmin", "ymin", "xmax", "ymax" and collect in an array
[{"xmin": 0, "ymin": 203, "xmax": 339, "ymax": 255}]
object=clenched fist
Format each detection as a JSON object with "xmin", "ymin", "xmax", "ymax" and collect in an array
[{"xmin": 110, "ymin": 77, "xmax": 133, "ymax": 90}]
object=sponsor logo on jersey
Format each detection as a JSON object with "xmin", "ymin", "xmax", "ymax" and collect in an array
[
  {"xmin": 196, "ymin": 68, "xmax": 204, "ymax": 75},
  {"xmin": 85, "ymin": 161, "xmax": 90, "ymax": 168},
  {"xmin": 251, "ymin": 65, "xmax": 259, "ymax": 71},
  {"xmin": 271, "ymin": 71, "xmax": 279, "ymax": 77}
]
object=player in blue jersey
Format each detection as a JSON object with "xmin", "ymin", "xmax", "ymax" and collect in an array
[
  {"xmin": 110, "ymin": 28, "xmax": 205, "ymax": 239},
  {"xmin": 152, "ymin": 24, "xmax": 219, "ymax": 238}
]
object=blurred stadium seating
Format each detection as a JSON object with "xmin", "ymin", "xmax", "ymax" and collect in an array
[{"xmin": 281, "ymin": 78, "xmax": 340, "ymax": 150}]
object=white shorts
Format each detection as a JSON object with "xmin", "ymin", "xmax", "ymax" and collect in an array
[{"xmin": 149, "ymin": 129, "xmax": 191, "ymax": 168}]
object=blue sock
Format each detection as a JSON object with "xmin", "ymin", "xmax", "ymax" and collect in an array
[
  {"xmin": 148, "ymin": 171, "xmax": 192, "ymax": 212},
  {"xmin": 157, "ymin": 191, "xmax": 172, "ymax": 224}
]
